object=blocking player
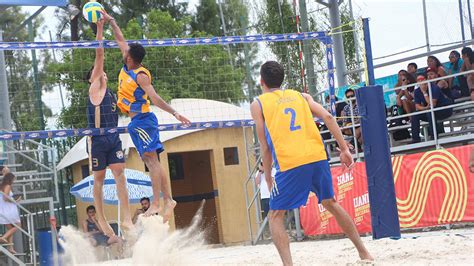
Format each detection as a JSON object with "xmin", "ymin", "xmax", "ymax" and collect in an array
[{"xmin": 86, "ymin": 18, "xmax": 133, "ymax": 235}]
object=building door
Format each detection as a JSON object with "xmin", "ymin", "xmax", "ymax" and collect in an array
[{"xmin": 168, "ymin": 150, "xmax": 219, "ymax": 244}]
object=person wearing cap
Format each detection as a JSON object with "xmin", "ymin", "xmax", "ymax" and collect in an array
[{"xmin": 410, "ymin": 74, "xmax": 453, "ymax": 143}]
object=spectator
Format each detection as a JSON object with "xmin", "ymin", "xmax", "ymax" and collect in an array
[
  {"xmin": 324, "ymin": 95, "xmax": 347, "ymax": 125},
  {"xmin": 132, "ymin": 197, "xmax": 150, "ymax": 224},
  {"xmin": 427, "ymin": 55, "xmax": 448, "ymax": 77},
  {"xmin": 411, "ymin": 74, "xmax": 453, "ymax": 143},
  {"xmin": 341, "ymin": 89, "xmax": 363, "ymax": 147},
  {"xmin": 461, "ymin": 47, "xmax": 474, "ymax": 100},
  {"xmin": 395, "ymin": 71, "xmax": 416, "ymax": 115},
  {"xmin": 426, "ymin": 67, "xmax": 453, "ymax": 99},
  {"xmin": 255, "ymin": 161, "xmax": 276, "ymax": 219},
  {"xmin": 0, "ymin": 169, "xmax": 21, "ymax": 254},
  {"xmin": 447, "ymin": 50, "xmax": 468, "ymax": 97},
  {"xmin": 407, "ymin": 62, "xmax": 418, "ymax": 78},
  {"xmin": 82, "ymin": 205, "xmax": 121, "ymax": 247}
]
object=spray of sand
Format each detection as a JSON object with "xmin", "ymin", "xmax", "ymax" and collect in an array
[
  {"xmin": 59, "ymin": 225, "xmax": 98, "ymax": 264},
  {"xmin": 59, "ymin": 201, "xmax": 208, "ymax": 265},
  {"xmin": 130, "ymin": 206, "xmax": 207, "ymax": 265}
]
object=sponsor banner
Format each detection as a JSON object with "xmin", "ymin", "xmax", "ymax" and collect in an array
[{"xmin": 300, "ymin": 145, "xmax": 474, "ymax": 235}]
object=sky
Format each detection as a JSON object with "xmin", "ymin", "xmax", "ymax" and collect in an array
[{"xmin": 19, "ymin": 0, "xmax": 473, "ymax": 128}]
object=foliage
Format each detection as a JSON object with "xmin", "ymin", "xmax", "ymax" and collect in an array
[
  {"xmin": 0, "ymin": 7, "xmax": 52, "ymax": 131},
  {"xmin": 192, "ymin": 0, "xmax": 260, "ymax": 98}
]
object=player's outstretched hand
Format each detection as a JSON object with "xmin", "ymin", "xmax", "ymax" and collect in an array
[
  {"xmin": 99, "ymin": 9, "xmax": 113, "ymax": 23},
  {"xmin": 175, "ymin": 113, "xmax": 191, "ymax": 126},
  {"xmin": 340, "ymin": 149, "xmax": 354, "ymax": 172},
  {"xmin": 96, "ymin": 17, "xmax": 105, "ymax": 28}
]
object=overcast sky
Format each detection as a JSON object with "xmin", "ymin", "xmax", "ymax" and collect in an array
[{"xmin": 20, "ymin": 0, "xmax": 473, "ymax": 128}]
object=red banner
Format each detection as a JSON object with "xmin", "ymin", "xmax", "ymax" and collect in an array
[{"xmin": 300, "ymin": 145, "xmax": 474, "ymax": 235}]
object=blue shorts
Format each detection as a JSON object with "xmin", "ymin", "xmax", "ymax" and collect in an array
[
  {"xmin": 270, "ymin": 160, "xmax": 334, "ymax": 210},
  {"xmin": 88, "ymin": 134, "xmax": 124, "ymax": 171},
  {"xmin": 128, "ymin": 112, "xmax": 164, "ymax": 157}
]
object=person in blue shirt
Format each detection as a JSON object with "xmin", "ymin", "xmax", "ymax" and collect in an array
[
  {"xmin": 411, "ymin": 74, "xmax": 453, "ymax": 143},
  {"xmin": 447, "ymin": 50, "xmax": 467, "ymax": 98}
]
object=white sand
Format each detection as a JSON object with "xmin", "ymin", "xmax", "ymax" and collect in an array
[
  {"xmin": 200, "ymin": 228, "xmax": 474, "ymax": 265},
  {"xmin": 87, "ymin": 228, "xmax": 474, "ymax": 266}
]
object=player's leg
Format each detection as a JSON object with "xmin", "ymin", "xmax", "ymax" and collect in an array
[
  {"xmin": 312, "ymin": 160, "xmax": 373, "ymax": 260},
  {"xmin": 142, "ymin": 151, "xmax": 163, "ymax": 217},
  {"xmin": 268, "ymin": 210, "xmax": 292, "ymax": 266},
  {"xmin": 109, "ymin": 163, "xmax": 133, "ymax": 229},
  {"xmin": 107, "ymin": 139, "xmax": 132, "ymax": 229},
  {"xmin": 93, "ymin": 169, "xmax": 114, "ymax": 237},
  {"xmin": 142, "ymin": 151, "xmax": 176, "ymax": 221}
]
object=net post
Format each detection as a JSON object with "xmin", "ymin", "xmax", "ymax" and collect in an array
[
  {"xmin": 356, "ymin": 85, "xmax": 401, "ymax": 240},
  {"xmin": 362, "ymin": 18, "xmax": 375, "ymax": 86},
  {"xmin": 325, "ymin": 41, "xmax": 336, "ymax": 116}
]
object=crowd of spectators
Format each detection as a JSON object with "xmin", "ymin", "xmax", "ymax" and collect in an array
[
  {"xmin": 322, "ymin": 47, "xmax": 474, "ymax": 149},
  {"xmin": 389, "ymin": 47, "xmax": 474, "ymax": 143}
]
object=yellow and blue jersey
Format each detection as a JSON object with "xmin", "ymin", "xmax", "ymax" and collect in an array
[
  {"xmin": 117, "ymin": 65, "xmax": 152, "ymax": 114},
  {"xmin": 256, "ymin": 89, "xmax": 326, "ymax": 172}
]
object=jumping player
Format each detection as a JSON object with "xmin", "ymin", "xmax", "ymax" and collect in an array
[
  {"xmin": 250, "ymin": 61, "xmax": 373, "ymax": 265},
  {"xmin": 86, "ymin": 18, "xmax": 133, "ymax": 236},
  {"xmin": 100, "ymin": 10, "xmax": 191, "ymax": 222}
]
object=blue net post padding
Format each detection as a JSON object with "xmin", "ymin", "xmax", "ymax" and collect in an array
[{"xmin": 356, "ymin": 85, "xmax": 401, "ymax": 240}]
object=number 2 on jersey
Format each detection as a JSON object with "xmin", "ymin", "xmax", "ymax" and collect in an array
[{"xmin": 284, "ymin": 108, "xmax": 301, "ymax": 131}]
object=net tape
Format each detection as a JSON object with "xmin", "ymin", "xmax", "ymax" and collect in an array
[{"xmin": 0, "ymin": 31, "xmax": 330, "ymax": 50}]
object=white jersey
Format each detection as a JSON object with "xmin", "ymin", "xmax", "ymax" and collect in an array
[{"xmin": 255, "ymin": 168, "xmax": 276, "ymax": 199}]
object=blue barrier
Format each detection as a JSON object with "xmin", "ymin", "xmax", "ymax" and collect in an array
[
  {"xmin": 37, "ymin": 228, "xmax": 62, "ymax": 266},
  {"xmin": 357, "ymin": 85, "xmax": 401, "ymax": 239}
]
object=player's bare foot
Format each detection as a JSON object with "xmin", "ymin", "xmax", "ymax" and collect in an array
[
  {"xmin": 359, "ymin": 251, "xmax": 374, "ymax": 261},
  {"xmin": 98, "ymin": 218, "xmax": 115, "ymax": 237},
  {"xmin": 162, "ymin": 200, "xmax": 177, "ymax": 223},
  {"xmin": 143, "ymin": 203, "xmax": 160, "ymax": 217}
]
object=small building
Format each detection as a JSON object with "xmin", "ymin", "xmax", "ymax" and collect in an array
[{"xmin": 57, "ymin": 99, "xmax": 257, "ymax": 244}]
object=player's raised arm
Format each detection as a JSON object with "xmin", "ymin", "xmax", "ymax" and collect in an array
[
  {"xmin": 100, "ymin": 9, "xmax": 128, "ymax": 57},
  {"xmin": 302, "ymin": 93, "xmax": 354, "ymax": 170},
  {"xmin": 136, "ymin": 73, "xmax": 191, "ymax": 125},
  {"xmin": 88, "ymin": 19, "xmax": 105, "ymax": 91},
  {"xmin": 250, "ymin": 101, "xmax": 273, "ymax": 192}
]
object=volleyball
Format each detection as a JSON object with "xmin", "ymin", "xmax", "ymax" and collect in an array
[{"xmin": 82, "ymin": 1, "xmax": 104, "ymax": 23}]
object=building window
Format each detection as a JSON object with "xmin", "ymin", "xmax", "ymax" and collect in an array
[
  {"xmin": 224, "ymin": 147, "xmax": 239, "ymax": 165},
  {"xmin": 168, "ymin": 153, "xmax": 184, "ymax": 180},
  {"xmin": 81, "ymin": 165, "xmax": 90, "ymax": 179}
]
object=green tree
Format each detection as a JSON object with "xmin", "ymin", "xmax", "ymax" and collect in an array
[
  {"xmin": 191, "ymin": 0, "xmax": 221, "ymax": 36},
  {"xmin": 0, "ymin": 7, "xmax": 53, "ymax": 132},
  {"xmin": 49, "ymin": 10, "xmax": 245, "ymax": 129},
  {"xmin": 192, "ymin": 0, "xmax": 260, "ymax": 99}
]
